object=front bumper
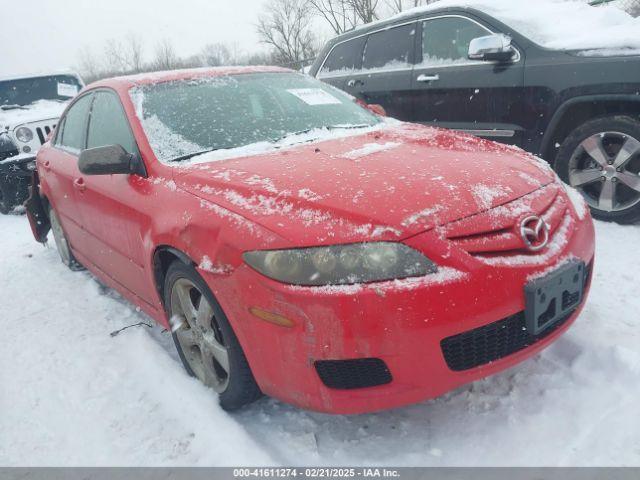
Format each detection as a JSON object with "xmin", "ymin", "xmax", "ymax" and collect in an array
[{"xmin": 205, "ymin": 208, "xmax": 595, "ymax": 414}]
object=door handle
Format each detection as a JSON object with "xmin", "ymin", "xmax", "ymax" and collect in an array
[
  {"xmin": 73, "ymin": 177, "xmax": 86, "ymax": 192},
  {"xmin": 347, "ymin": 79, "xmax": 365, "ymax": 88},
  {"xmin": 417, "ymin": 74, "xmax": 440, "ymax": 83},
  {"xmin": 42, "ymin": 160, "xmax": 51, "ymax": 172}
]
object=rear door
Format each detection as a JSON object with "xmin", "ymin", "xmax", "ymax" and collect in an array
[
  {"xmin": 410, "ymin": 14, "xmax": 525, "ymax": 144},
  {"xmin": 74, "ymin": 90, "xmax": 157, "ymax": 305},
  {"xmin": 316, "ymin": 36, "xmax": 367, "ymax": 93},
  {"xmin": 41, "ymin": 92, "xmax": 94, "ymax": 250},
  {"xmin": 349, "ymin": 22, "xmax": 417, "ymax": 119}
]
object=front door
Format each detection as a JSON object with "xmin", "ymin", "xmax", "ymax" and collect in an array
[
  {"xmin": 74, "ymin": 90, "xmax": 156, "ymax": 305},
  {"xmin": 410, "ymin": 14, "xmax": 525, "ymax": 145}
]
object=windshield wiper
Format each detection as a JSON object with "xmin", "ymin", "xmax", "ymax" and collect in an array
[
  {"xmin": 273, "ymin": 124, "xmax": 371, "ymax": 145},
  {"xmin": 169, "ymin": 148, "xmax": 221, "ymax": 163}
]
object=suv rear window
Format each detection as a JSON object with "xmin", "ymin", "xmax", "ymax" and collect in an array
[
  {"xmin": 362, "ymin": 24, "xmax": 415, "ymax": 70},
  {"xmin": 319, "ymin": 37, "xmax": 366, "ymax": 77}
]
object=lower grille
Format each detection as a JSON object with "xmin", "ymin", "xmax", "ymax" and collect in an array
[
  {"xmin": 441, "ymin": 309, "xmax": 575, "ymax": 372},
  {"xmin": 315, "ymin": 358, "xmax": 392, "ymax": 389}
]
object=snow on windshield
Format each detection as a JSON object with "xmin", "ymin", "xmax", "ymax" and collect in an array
[
  {"xmin": 130, "ymin": 73, "xmax": 380, "ymax": 164},
  {"xmin": 381, "ymin": 0, "xmax": 640, "ymax": 54}
]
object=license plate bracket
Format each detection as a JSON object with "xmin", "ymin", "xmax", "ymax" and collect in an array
[{"xmin": 524, "ymin": 261, "xmax": 585, "ymax": 336}]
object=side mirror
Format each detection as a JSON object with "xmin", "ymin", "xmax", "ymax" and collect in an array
[
  {"xmin": 78, "ymin": 145, "xmax": 146, "ymax": 177},
  {"xmin": 468, "ymin": 34, "xmax": 515, "ymax": 63}
]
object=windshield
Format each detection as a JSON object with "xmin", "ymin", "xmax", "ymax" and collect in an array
[
  {"xmin": 0, "ymin": 75, "xmax": 82, "ymax": 108},
  {"xmin": 131, "ymin": 72, "xmax": 380, "ymax": 163}
]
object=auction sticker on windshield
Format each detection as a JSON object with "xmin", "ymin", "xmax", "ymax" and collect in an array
[
  {"xmin": 57, "ymin": 83, "xmax": 79, "ymax": 98},
  {"xmin": 287, "ymin": 88, "xmax": 342, "ymax": 106}
]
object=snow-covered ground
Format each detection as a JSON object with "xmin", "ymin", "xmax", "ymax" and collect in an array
[{"xmin": 1, "ymin": 212, "xmax": 639, "ymax": 466}]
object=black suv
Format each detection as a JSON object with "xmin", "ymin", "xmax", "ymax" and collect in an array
[{"xmin": 310, "ymin": 6, "xmax": 640, "ymax": 223}]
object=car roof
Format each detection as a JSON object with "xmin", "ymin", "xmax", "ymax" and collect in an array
[
  {"xmin": 0, "ymin": 70, "xmax": 84, "ymax": 83},
  {"xmin": 89, "ymin": 66, "xmax": 294, "ymax": 90}
]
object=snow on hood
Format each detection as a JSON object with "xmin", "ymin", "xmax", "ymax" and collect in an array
[
  {"xmin": 0, "ymin": 100, "xmax": 67, "ymax": 130},
  {"xmin": 173, "ymin": 123, "xmax": 556, "ymax": 245},
  {"xmin": 378, "ymin": 0, "xmax": 640, "ymax": 55}
]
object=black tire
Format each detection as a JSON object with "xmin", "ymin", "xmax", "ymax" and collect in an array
[
  {"xmin": 48, "ymin": 206, "xmax": 85, "ymax": 271},
  {"xmin": 0, "ymin": 177, "xmax": 16, "ymax": 214},
  {"xmin": 163, "ymin": 260, "xmax": 262, "ymax": 411},
  {"xmin": 555, "ymin": 115, "xmax": 640, "ymax": 224}
]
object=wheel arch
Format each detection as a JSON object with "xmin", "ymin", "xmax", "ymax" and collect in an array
[
  {"xmin": 541, "ymin": 95, "xmax": 640, "ymax": 165},
  {"xmin": 152, "ymin": 246, "xmax": 196, "ymax": 307}
]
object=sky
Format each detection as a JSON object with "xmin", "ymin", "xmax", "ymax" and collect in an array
[{"xmin": 0, "ymin": 0, "xmax": 270, "ymax": 77}]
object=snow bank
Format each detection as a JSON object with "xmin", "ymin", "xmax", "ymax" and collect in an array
[
  {"xmin": 379, "ymin": 0, "xmax": 640, "ymax": 54},
  {"xmin": 1, "ymin": 213, "xmax": 639, "ymax": 466}
]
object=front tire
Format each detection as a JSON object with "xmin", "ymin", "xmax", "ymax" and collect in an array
[
  {"xmin": 163, "ymin": 261, "xmax": 262, "ymax": 411},
  {"xmin": 556, "ymin": 115, "xmax": 640, "ymax": 224}
]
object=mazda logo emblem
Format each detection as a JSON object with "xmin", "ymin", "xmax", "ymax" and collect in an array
[{"xmin": 519, "ymin": 215, "xmax": 549, "ymax": 251}]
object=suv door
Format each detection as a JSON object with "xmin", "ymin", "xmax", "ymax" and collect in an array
[
  {"xmin": 317, "ymin": 36, "xmax": 367, "ymax": 92},
  {"xmin": 410, "ymin": 15, "xmax": 525, "ymax": 144},
  {"xmin": 351, "ymin": 22, "xmax": 416, "ymax": 119},
  {"xmin": 76, "ymin": 90, "xmax": 156, "ymax": 305},
  {"xmin": 41, "ymin": 92, "xmax": 94, "ymax": 250}
]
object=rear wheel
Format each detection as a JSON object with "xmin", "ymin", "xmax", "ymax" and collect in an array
[
  {"xmin": 48, "ymin": 207, "xmax": 84, "ymax": 271},
  {"xmin": 163, "ymin": 261, "xmax": 262, "ymax": 411},
  {"xmin": 0, "ymin": 178, "xmax": 15, "ymax": 214},
  {"xmin": 556, "ymin": 116, "xmax": 640, "ymax": 224},
  {"xmin": 0, "ymin": 186, "xmax": 9, "ymax": 215}
]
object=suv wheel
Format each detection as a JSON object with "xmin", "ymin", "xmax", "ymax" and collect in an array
[
  {"xmin": 163, "ymin": 261, "xmax": 262, "ymax": 411},
  {"xmin": 0, "ymin": 178, "xmax": 15, "ymax": 214},
  {"xmin": 556, "ymin": 115, "xmax": 640, "ymax": 223}
]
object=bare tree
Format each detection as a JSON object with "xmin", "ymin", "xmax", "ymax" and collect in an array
[
  {"xmin": 200, "ymin": 43, "xmax": 233, "ymax": 66},
  {"xmin": 384, "ymin": 0, "xmax": 435, "ymax": 14},
  {"xmin": 153, "ymin": 38, "xmax": 179, "ymax": 70},
  {"xmin": 257, "ymin": 0, "xmax": 317, "ymax": 66},
  {"xmin": 126, "ymin": 34, "xmax": 145, "ymax": 72},
  {"xmin": 308, "ymin": 0, "xmax": 358, "ymax": 34},
  {"xmin": 348, "ymin": 0, "xmax": 380, "ymax": 24},
  {"xmin": 77, "ymin": 46, "xmax": 102, "ymax": 82}
]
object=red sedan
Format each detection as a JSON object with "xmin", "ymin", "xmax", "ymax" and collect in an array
[{"xmin": 27, "ymin": 67, "xmax": 595, "ymax": 413}]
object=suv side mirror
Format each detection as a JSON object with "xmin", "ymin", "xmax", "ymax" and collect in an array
[
  {"xmin": 78, "ymin": 145, "xmax": 146, "ymax": 177},
  {"xmin": 468, "ymin": 34, "xmax": 515, "ymax": 63}
]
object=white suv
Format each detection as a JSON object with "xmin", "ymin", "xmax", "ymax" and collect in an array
[{"xmin": 0, "ymin": 72, "xmax": 84, "ymax": 213}]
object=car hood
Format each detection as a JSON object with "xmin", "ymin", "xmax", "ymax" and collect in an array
[
  {"xmin": 173, "ymin": 123, "xmax": 556, "ymax": 245},
  {"xmin": 0, "ymin": 100, "xmax": 67, "ymax": 130}
]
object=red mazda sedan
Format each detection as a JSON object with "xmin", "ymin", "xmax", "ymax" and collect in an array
[{"xmin": 27, "ymin": 67, "xmax": 595, "ymax": 413}]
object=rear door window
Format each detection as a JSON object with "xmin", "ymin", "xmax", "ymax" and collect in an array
[
  {"xmin": 362, "ymin": 23, "xmax": 416, "ymax": 71},
  {"xmin": 319, "ymin": 37, "xmax": 366, "ymax": 77},
  {"xmin": 57, "ymin": 93, "xmax": 93, "ymax": 153},
  {"xmin": 87, "ymin": 91, "xmax": 138, "ymax": 154}
]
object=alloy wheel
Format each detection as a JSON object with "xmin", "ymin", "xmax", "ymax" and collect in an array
[
  {"xmin": 170, "ymin": 278, "xmax": 230, "ymax": 393},
  {"xmin": 568, "ymin": 131, "xmax": 640, "ymax": 213}
]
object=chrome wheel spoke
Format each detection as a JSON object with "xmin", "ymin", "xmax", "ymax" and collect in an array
[
  {"xmin": 205, "ymin": 338, "xmax": 230, "ymax": 374},
  {"xmin": 581, "ymin": 135, "xmax": 609, "ymax": 167},
  {"xmin": 613, "ymin": 136, "xmax": 640, "ymax": 169},
  {"xmin": 195, "ymin": 297, "xmax": 214, "ymax": 329},
  {"xmin": 176, "ymin": 325, "xmax": 198, "ymax": 348},
  {"xmin": 175, "ymin": 282, "xmax": 198, "ymax": 327},
  {"xmin": 618, "ymin": 171, "xmax": 640, "ymax": 192},
  {"xmin": 598, "ymin": 180, "xmax": 617, "ymax": 212},
  {"xmin": 569, "ymin": 168, "xmax": 601, "ymax": 187}
]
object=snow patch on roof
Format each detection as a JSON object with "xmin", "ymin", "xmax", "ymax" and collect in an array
[{"xmin": 373, "ymin": 0, "xmax": 640, "ymax": 54}]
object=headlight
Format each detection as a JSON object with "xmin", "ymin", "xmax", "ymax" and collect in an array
[
  {"xmin": 243, "ymin": 242, "xmax": 437, "ymax": 286},
  {"xmin": 15, "ymin": 127, "xmax": 33, "ymax": 143}
]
